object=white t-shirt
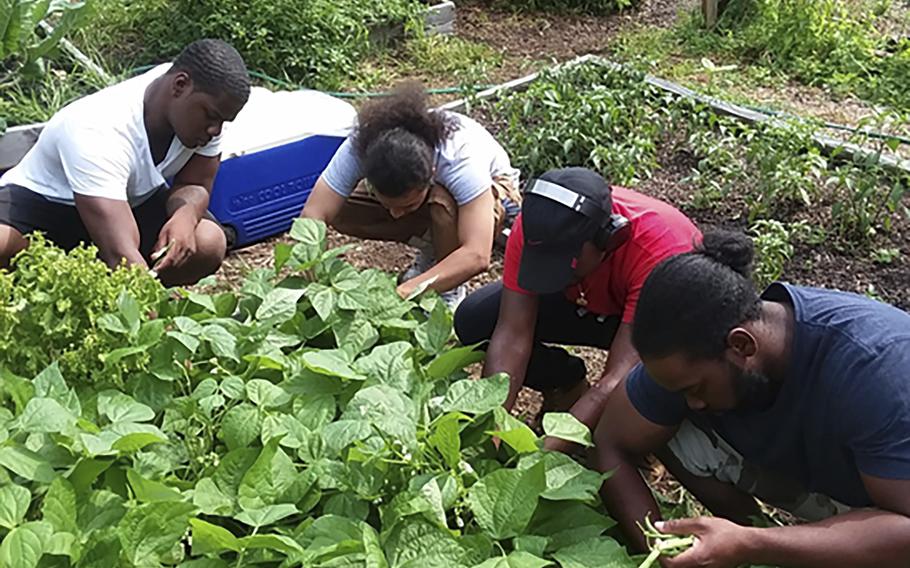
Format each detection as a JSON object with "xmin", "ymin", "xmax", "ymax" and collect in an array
[
  {"xmin": 0, "ymin": 64, "xmax": 222, "ymax": 207},
  {"xmin": 321, "ymin": 111, "xmax": 519, "ymax": 207}
]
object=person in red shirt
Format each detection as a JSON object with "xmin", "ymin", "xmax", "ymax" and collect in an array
[{"xmin": 454, "ymin": 167, "xmax": 701, "ymax": 437}]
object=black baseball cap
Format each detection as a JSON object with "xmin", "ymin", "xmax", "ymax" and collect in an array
[{"xmin": 518, "ymin": 167, "xmax": 612, "ymax": 294}]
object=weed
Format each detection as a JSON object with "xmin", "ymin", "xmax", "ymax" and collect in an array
[
  {"xmin": 0, "ymin": 0, "xmax": 95, "ymax": 130},
  {"xmin": 0, "ymin": 62, "xmax": 114, "ymax": 127},
  {"xmin": 675, "ymin": 0, "xmax": 910, "ymax": 109},
  {"xmin": 346, "ymin": 34, "xmax": 502, "ymax": 94},
  {"xmin": 750, "ymin": 219, "xmax": 795, "ymax": 287},
  {"xmin": 873, "ymin": 247, "xmax": 901, "ymax": 264}
]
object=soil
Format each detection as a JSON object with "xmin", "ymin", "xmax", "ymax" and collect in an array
[{"xmin": 456, "ymin": 0, "xmax": 697, "ymax": 61}]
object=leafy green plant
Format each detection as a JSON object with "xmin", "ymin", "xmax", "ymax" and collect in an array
[
  {"xmin": 81, "ymin": 0, "xmax": 424, "ymax": 89},
  {"xmin": 0, "ymin": 0, "xmax": 94, "ymax": 132},
  {"xmin": 0, "ymin": 220, "xmax": 636, "ymax": 567},
  {"xmin": 0, "ymin": 233, "xmax": 164, "ymax": 385},
  {"xmin": 828, "ymin": 114, "xmax": 910, "ymax": 242},
  {"xmin": 679, "ymin": 110, "xmax": 747, "ymax": 209},
  {"xmin": 749, "ymin": 219, "xmax": 796, "ymax": 287},
  {"xmin": 490, "ymin": 61, "xmax": 666, "ymax": 185},
  {"xmin": 873, "ymin": 247, "xmax": 901, "ymax": 264},
  {"xmin": 487, "ymin": 59, "xmax": 907, "ymax": 248},
  {"xmin": 742, "ymin": 120, "xmax": 828, "ymax": 220}
]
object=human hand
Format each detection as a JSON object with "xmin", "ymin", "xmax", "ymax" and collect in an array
[
  {"xmin": 396, "ymin": 281, "xmax": 416, "ymax": 300},
  {"xmin": 152, "ymin": 209, "xmax": 198, "ymax": 273},
  {"xmin": 655, "ymin": 517, "xmax": 751, "ymax": 568}
]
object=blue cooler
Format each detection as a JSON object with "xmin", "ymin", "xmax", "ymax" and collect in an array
[{"xmin": 210, "ymin": 88, "xmax": 356, "ymax": 248}]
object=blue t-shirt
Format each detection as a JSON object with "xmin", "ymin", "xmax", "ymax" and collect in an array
[{"xmin": 627, "ymin": 283, "xmax": 910, "ymax": 507}]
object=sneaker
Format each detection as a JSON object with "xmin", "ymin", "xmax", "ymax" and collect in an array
[
  {"xmin": 401, "ymin": 247, "xmax": 435, "ymax": 283},
  {"xmin": 440, "ymin": 284, "xmax": 467, "ymax": 311}
]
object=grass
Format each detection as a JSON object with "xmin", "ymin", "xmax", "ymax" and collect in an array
[
  {"xmin": 609, "ymin": 1, "xmax": 910, "ymax": 130},
  {"xmin": 0, "ymin": 59, "xmax": 115, "ymax": 127},
  {"xmin": 343, "ymin": 34, "xmax": 505, "ymax": 94}
]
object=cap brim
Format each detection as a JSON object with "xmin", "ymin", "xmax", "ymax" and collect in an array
[{"xmin": 517, "ymin": 244, "xmax": 580, "ymax": 294}]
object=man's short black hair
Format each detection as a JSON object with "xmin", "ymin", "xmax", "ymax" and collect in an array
[{"xmin": 169, "ymin": 39, "xmax": 250, "ymax": 104}]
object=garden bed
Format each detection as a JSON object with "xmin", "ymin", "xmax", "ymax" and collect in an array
[{"xmin": 461, "ymin": 58, "xmax": 909, "ymax": 310}]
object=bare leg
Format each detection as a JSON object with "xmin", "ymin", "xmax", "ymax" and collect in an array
[
  {"xmin": 428, "ymin": 185, "xmax": 460, "ymax": 262},
  {"xmin": 157, "ymin": 219, "xmax": 226, "ymax": 286},
  {"xmin": 541, "ymin": 380, "xmax": 590, "ymax": 413},
  {"xmin": 0, "ymin": 225, "xmax": 29, "ymax": 269},
  {"xmin": 331, "ymin": 182, "xmax": 430, "ymax": 244},
  {"xmin": 429, "ymin": 205, "xmax": 459, "ymax": 261}
]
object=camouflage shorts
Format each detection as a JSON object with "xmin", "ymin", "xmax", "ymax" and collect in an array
[{"xmin": 667, "ymin": 420, "xmax": 851, "ymax": 522}]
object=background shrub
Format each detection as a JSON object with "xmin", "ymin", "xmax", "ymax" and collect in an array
[{"xmin": 81, "ymin": 0, "xmax": 425, "ymax": 89}]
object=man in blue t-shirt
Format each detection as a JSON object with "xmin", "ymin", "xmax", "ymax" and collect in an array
[{"xmin": 592, "ymin": 231, "xmax": 910, "ymax": 568}]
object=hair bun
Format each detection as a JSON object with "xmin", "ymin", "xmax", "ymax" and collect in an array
[{"xmin": 698, "ymin": 230, "xmax": 754, "ymax": 278}]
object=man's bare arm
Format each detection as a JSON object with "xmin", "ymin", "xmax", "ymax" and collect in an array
[
  {"xmin": 591, "ymin": 376, "xmax": 678, "ymax": 552},
  {"xmin": 154, "ymin": 153, "xmax": 220, "ymax": 271},
  {"xmin": 167, "ymin": 153, "xmax": 219, "ymax": 220},
  {"xmin": 738, "ymin": 476, "xmax": 910, "ymax": 568},
  {"xmin": 567, "ymin": 323, "xmax": 639, "ymax": 429},
  {"xmin": 74, "ymin": 194, "xmax": 145, "ymax": 268}
]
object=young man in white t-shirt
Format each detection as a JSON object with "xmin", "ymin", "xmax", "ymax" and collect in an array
[{"xmin": 0, "ymin": 39, "xmax": 250, "ymax": 286}]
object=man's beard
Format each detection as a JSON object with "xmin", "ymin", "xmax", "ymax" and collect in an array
[{"xmin": 730, "ymin": 363, "xmax": 779, "ymax": 413}]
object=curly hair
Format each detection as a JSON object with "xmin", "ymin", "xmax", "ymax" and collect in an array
[
  {"xmin": 632, "ymin": 230, "xmax": 763, "ymax": 360},
  {"xmin": 353, "ymin": 82, "xmax": 456, "ymax": 197},
  {"xmin": 169, "ymin": 39, "xmax": 251, "ymax": 104}
]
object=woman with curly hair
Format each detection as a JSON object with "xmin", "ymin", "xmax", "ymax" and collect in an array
[{"xmin": 301, "ymin": 82, "xmax": 521, "ymax": 308}]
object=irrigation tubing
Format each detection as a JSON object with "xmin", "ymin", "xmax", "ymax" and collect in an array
[{"xmin": 128, "ymin": 64, "xmax": 909, "ymax": 146}]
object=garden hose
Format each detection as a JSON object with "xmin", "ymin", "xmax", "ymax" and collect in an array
[{"xmin": 127, "ymin": 64, "xmax": 908, "ymax": 146}]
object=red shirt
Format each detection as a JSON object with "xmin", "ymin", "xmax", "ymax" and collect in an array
[{"xmin": 503, "ymin": 186, "xmax": 702, "ymax": 323}]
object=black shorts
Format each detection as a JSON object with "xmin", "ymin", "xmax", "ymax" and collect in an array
[{"xmin": 0, "ymin": 184, "xmax": 220, "ymax": 261}]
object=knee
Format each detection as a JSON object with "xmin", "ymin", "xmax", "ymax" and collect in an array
[
  {"xmin": 454, "ymin": 289, "xmax": 493, "ymax": 345},
  {"xmin": 428, "ymin": 185, "xmax": 457, "ymax": 225},
  {"xmin": 194, "ymin": 222, "xmax": 227, "ymax": 271},
  {"xmin": 453, "ymin": 301, "xmax": 475, "ymax": 345},
  {"xmin": 0, "ymin": 227, "xmax": 28, "ymax": 269}
]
